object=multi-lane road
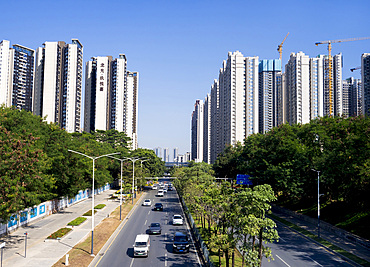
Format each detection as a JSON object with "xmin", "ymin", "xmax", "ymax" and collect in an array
[{"xmin": 92, "ymin": 183, "xmax": 202, "ymax": 267}]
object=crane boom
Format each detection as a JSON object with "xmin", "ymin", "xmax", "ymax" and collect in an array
[
  {"xmin": 277, "ymin": 32, "xmax": 289, "ymax": 61},
  {"xmin": 315, "ymin": 36, "xmax": 370, "ymax": 116},
  {"xmin": 315, "ymin": 36, "xmax": 370, "ymax": 46},
  {"xmin": 350, "ymin": 66, "xmax": 361, "ymax": 72}
]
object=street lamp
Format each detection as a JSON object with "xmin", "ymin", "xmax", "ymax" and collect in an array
[
  {"xmin": 311, "ymin": 169, "xmax": 321, "ymax": 238},
  {"xmin": 68, "ymin": 150, "xmax": 120, "ymax": 256},
  {"xmin": 122, "ymin": 157, "xmax": 144, "ymax": 204},
  {"xmin": 107, "ymin": 156, "xmax": 129, "ymax": 221},
  {"xmin": 139, "ymin": 159, "xmax": 149, "ymax": 191}
]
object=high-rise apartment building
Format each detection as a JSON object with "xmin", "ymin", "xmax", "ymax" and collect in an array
[
  {"xmin": 0, "ymin": 40, "xmax": 13, "ymax": 107},
  {"xmin": 154, "ymin": 147, "xmax": 162, "ymax": 158},
  {"xmin": 173, "ymin": 147, "xmax": 178, "ymax": 162},
  {"xmin": 11, "ymin": 44, "xmax": 35, "ymax": 111},
  {"xmin": 84, "ymin": 55, "xmax": 138, "ymax": 149},
  {"xmin": 210, "ymin": 79, "xmax": 221, "ymax": 164},
  {"xmin": 34, "ymin": 39, "xmax": 83, "ymax": 133},
  {"xmin": 126, "ymin": 71, "xmax": 139, "ymax": 149},
  {"xmin": 362, "ymin": 53, "xmax": 370, "ymax": 115},
  {"xmin": 191, "ymin": 99, "xmax": 203, "ymax": 162},
  {"xmin": 285, "ymin": 52, "xmax": 310, "ymax": 125},
  {"xmin": 203, "ymin": 94, "xmax": 211, "ymax": 163},
  {"xmin": 309, "ymin": 55, "xmax": 324, "ymax": 119},
  {"xmin": 163, "ymin": 148, "xmax": 169, "ymax": 162},
  {"xmin": 342, "ymin": 77, "xmax": 362, "ymax": 117},
  {"xmin": 258, "ymin": 59, "xmax": 282, "ymax": 133}
]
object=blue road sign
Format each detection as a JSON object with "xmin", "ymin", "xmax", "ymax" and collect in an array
[{"xmin": 236, "ymin": 174, "xmax": 252, "ymax": 185}]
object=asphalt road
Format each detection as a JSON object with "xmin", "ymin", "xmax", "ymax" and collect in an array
[
  {"xmin": 93, "ymin": 183, "xmax": 202, "ymax": 267},
  {"xmin": 262, "ymin": 220, "xmax": 356, "ymax": 267}
]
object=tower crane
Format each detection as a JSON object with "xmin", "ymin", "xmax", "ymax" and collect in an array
[
  {"xmin": 315, "ymin": 36, "xmax": 370, "ymax": 115},
  {"xmin": 277, "ymin": 32, "xmax": 289, "ymax": 61}
]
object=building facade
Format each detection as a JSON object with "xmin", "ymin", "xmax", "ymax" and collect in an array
[
  {"xmin": 191, "ymin": 99, "xmax": 203, "ymax": 162},
  {"xmin": 203, "ymin": 94, "xmax": 211, "ymax": 163},
  {"xmin": 258, "ymin": 59, "xmax": 282, "ymax": 133},
  {"xmin": 362, "ymin": 53, "xmax": 370, "ymax": 115},
  {"xmin": 0, "ymin": 40, "xmax": 14, "ymax": 107}
]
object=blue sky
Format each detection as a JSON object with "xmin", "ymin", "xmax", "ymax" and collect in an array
[{"xmin": 2, "ymin": 0, "xmax": 369, "ymax": 155}]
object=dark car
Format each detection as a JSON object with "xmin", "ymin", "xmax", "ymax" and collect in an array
[
  {"xmin": 153, "ymin": 203, "xmax": 163, "ymax": 211},
  {"xmin": 172, "ymin": 231, "xmax": 190, "ymax": 253},
  {"xmin": 148, "ymin": 222, "xmax": 161, "ymax": 234}
]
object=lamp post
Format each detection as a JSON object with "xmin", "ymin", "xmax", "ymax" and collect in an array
[
  {"xmin": 107, "ymin": 156, "xmax": 129, "ymax": 221},
  {"xmin": 312, "ymin": 169, "xmax": 321, "ymax": 238},
  {"xmin": 122, "ymin": 157, "xmax": 143, "ymax": 204},
  {"xmin": 139, "ymin": 159, "xmax": 149, "ymax": 191},
  {"xmin": 68, "ymin": 150, "xmax": 120, "ymax": 256}
]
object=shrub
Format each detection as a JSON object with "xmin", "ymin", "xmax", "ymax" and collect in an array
[
  {"xmin": 67, "ymin": 217, "xmax": 87, "ymax": 226},
  {"xmin": 47, "ymin": 228, "xmax": 72, "ymax": 239},
  {"xmin": 94, "ymin": 204, "xmax": 106, "ymax": 209},
  {"xmin": 83, "ymin": 210, "xmax": 97, "ymax": 216}
]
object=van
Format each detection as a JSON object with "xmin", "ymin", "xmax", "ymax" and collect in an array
[{"xmin": 133, "ymin": 234, "xmax": 150, "ymax": 257}]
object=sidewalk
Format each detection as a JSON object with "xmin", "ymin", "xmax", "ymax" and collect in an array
[
  {"xmin": 0, "ymin": 189, "xmax": 121, "ymax": 267},
  {"xmin": 271, "ymin": 206, "xmax": 370, "ymax": 264}
]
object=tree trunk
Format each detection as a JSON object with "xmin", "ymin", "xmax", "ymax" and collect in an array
[
  {"xmin": 225, "ymin": 249, "xmax": 230, "ymax": 267},
  {"xmin": 219, "ymin": 249, "xmax": 222, "ymax": 267},
  {"xmin": 259, "ymin": 228, "xmax": 263, "ymax": 267},
  {"xmin": 241, "ymin": 235, "xmax": 247, "ymax": 267},
  {"xmin": 252, "ymin": 236, "xmax": 256, "ymax": 251},
  {"xmin": 232, "ymin": 249, "xmax": 235, "ymax": 267}
]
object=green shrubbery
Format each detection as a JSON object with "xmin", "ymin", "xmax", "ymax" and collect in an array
[
  {"xmin": 47, "ymin": 228, "xmax": 72, "ymax": 239},
  {"xmin": 94, "ymin": 204, "xmax": 106, "ymax": 209},
  {"xmin": 67, "ymin": 217, "xmax": 87, "ymax": 226}
]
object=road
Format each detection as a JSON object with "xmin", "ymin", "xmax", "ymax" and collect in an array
[
  {"xmin": 262, "ymin": 220, "xmax": 356, "ymax": 267},
  {"xmin": 92, "ymin": 182, "xmax": 202, "ymax": 267}
]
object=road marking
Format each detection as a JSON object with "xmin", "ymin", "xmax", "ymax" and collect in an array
[
  {"xmin": 129, "ymin": 258, "xmax": 134, "ymax": 267},
  {"xmin": 306, "ymin": 256, "xmax": 323, "ymax": 266},
  {"xmin": 165, "ymin": 253, "xmax": 168, "ymax": 267},
  {"xmin": 148, "ymin": 210, "xmax": 150, "ymax": 215},
  {"xmin": 144, "ymin": 219, "xmax": 147, "ymax": 225},
  {"xmin": 276, "ymin": 254, "xmax": 291, "ymax": 267}
]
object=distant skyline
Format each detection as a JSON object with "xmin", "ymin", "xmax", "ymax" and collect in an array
[{"xmin": 2, "ymin": 0, "xmax": 369, "ymax": 154}]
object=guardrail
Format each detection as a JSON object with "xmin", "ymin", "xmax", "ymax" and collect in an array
[{"xmin": 179, "ymin": 196, "xmax": 215, "ymax": 267}]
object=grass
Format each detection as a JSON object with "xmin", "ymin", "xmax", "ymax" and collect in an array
[
  {"xmin": 47, "ymin": 228, "xmax": 72, "ymax": 239},
  {"xmin": 52, "ymin": 192, "xmax": 143, "ymax": 267},
  {"xmin": 82, "ymin": 210, "xmax": 98, "ymax": 216},
  {"xmin": 94, "ymin": 204, "xmax": 106, "ymax": 209},
  {"xmin": 270, "ymin": 214, "xmax": 370, "ymax": 267},
  {"xmin": 67, "ymin": 217, "xmax": 87, "ymax": 226}
]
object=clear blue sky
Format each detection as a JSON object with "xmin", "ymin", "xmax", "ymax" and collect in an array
[{"xmin": 2, "ymin": 0, "xmax": 369, "ymax": 155}]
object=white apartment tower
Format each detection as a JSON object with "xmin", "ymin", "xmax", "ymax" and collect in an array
[
  {"xmin": 219, "ymin": 51, "xmax": 259, "ymax": 149},
  {"xmin": 210, "ymin": 79, "xmax": 221, "ymax": 164},
  {"xmin": 126, "ymin": 71, "xmax": 139, "ymax": 149},
  {"xmin": 34, "ymin": 39, "xmax": 83, "ymax": 132},
  {"xmin": 285, "ymin": 52, "xmax": 310, "ymax": 125},
  {"xmin": 309, "ymin": 55, "xmax": 324, "ymax": 119},
  {"xmin": 191, "ymin": 99, "xmax": 204, "ymax": 162},
  {"xmin": 362, "ymin": 53, "xmax": 370, "ymax": 115},
  {"xmin": 85, "ymin": 55, "xmax": 138, "ymax": 149},
  {"xmin": 0, "ymin": 40, "xmax": 14, "ymax": 107},
  {"xmin": 203, "ymin": 94, "xmax": 211, "ymax": 163}
]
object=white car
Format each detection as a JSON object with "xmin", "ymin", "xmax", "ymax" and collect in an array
[
  {"xmin": 142, "ymin": 199, "xmax": 152, "ymax": 206},
  {"xmin": 173, "ymin": 214, "xmax": 184, "ymax": 225},
  {"xmin": 152, "ymin": 185, "xmax": 158, "ymax": 190},
  {"xmin": 157, "ymin": 190, "xmax": 164, "ymax": 197}
]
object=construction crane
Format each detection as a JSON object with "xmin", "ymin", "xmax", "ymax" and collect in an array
[
  {"xmin": 315, "ymin": 36, "xmax": 370, "ymax": 115},
  {"xmin": 350, "ymin": 66, "xmax": 361, "ymax": 72},
  {"xmin": 277, "ymin": 32, "xmax": 289, "ymax": 61}
]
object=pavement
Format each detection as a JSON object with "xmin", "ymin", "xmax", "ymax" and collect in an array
[
  {"xmin": 0, "ymin": 189, "xmax": 122, "ymax": 267},
  {"xmin": 271, "ymin": 207, "xmax": 370, "ymax": 265}
]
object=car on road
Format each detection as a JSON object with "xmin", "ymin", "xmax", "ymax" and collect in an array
[
  {"xmin": 133, "ymin": 234, "xmax": 150, "ymax": 257},
  {"xmin": 142, "ymin": 199, "xmax": 152, "ymax": 206},
  {"xmin": 168, "ymin": 185, "xmax": 173, "ymax": 191},
  {"xmin": 152, "ymin": 184, "xmax": 158, "ymax": 190},
  {"xmin": 172, "ymin": 214, "xmax": 184, "ymax": 225},
  {"xmin": 157, "ymin": 190, "xmax": 164, "ymax": 197},
  {"xmin": 153, "ymin": 203, "xmax": 163, "ymax": 211},
  {"xmin": 172, "ymin": 231, "xmax": 190, "ymax": 253},
  {"xmin": 163, "ymin": 187, "xmax": 168, "ymax": 193},
  {"xmin": 148, "ymin": 222, "xmax": 162, "ymax": 234}
]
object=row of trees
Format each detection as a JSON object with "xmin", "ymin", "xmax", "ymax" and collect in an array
[
  {"xmin": 172, "ymin": 163, "xmax": 278, "ymax": 267},
  {"xmin": 0, "ymin": 106, "xmax": 165, "ymax": 222},
  {"xmin": 213, "ymin": 115, "xmax": 370, "ymax": 210}
]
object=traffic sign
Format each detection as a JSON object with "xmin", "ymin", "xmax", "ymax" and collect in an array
[{"xmin": 236, "ymin": 174, "xmax": 252, "ymax": 185}]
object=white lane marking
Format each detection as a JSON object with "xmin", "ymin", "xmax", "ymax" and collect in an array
[
  {"xmin": 165, "ymin": 219, "xmax": 167, "ymax": 225},
  {"xmin": 276, "ymin": 254, "xmax": 291, "ymax": 267},
  {"xmin": 130, "ymin": 258, "xmax": 134, "ymax": 267},
  {"xmin": 148, "ymin": 210, "xmax": 151, "ymax": 215},
  {"xmin": 144, "ymin": 219, "xmax": 147, "ymax": 225},
  {"xmin": 279, "ymin": 236, "xmax": 286, "ymax": 242},
  {"xmin": 306, "ymin": 256, "xmax": 323, "ymax": 266},
  {"xmin": 165, "ymin": 253, "xmax": 168, "ymax": 267}
]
